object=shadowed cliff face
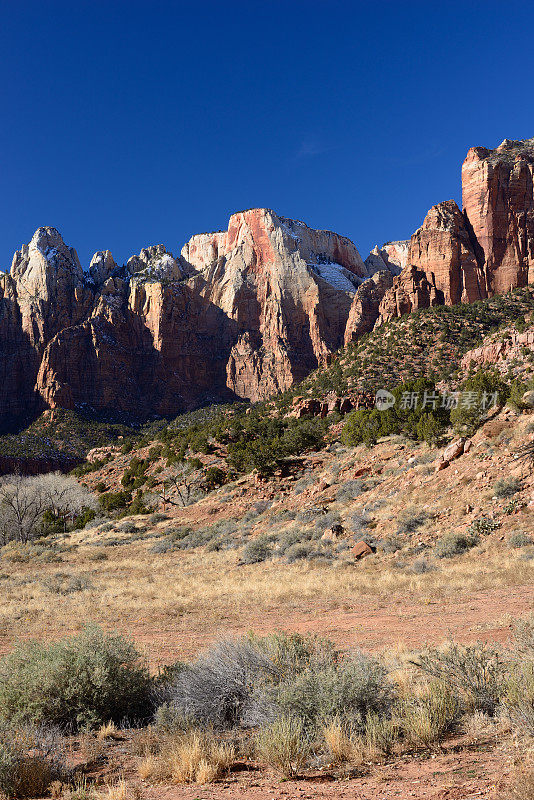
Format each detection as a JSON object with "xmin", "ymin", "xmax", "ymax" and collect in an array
[{"xmin": 0, "ymin": 213, "xmax": 369, "ymax": 429}]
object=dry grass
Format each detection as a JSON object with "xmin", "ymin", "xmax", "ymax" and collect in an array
[
  {"xmin": 0, "ymin": 532, "xmax": 531, "ymax": 663},
  {"xmin": 137, "ymin": 729, "xmax": 234, "ymax": 784},
  {"xmin": 322, "ymin": 717, "xmax": 364, "ymax": 766},
  {"xmin": 96, "ymin": 721, "xmax": 121, "ymax": 741},
  {"xmin": 0, "ymin": 409, "xmax": 531, "ymax": 665},
  {"xmin": 255, "ymin": 715, "xmax": 310, "ymax": 778}
]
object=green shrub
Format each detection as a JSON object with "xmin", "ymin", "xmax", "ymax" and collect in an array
[
  {"xmin": 0, "ymin": 626, "xmax": 152, "ymax": 730},
  {"xmin": 257, "ymin": 652, "xmax": 395, "ymax": 732},
  {"xmin": 396, "ymin": 681, "xmax": 460, "ymax": 747},
  {"xmin": 411, "ymin": 642, "xmax": 507, "ymax": 715},
  {"xmin": 242, "ymin": 536, "xmax": 273, "ymax": 564},
  {"xmin": 204, "ymin": 466, "xmax": 227, "ymax": 490},
  {"xmin": 255, "ymin": 715, "xmax": 310, "ymax": 778},
  {"xmin": 285, "ymin": 542, "xmax": 314, "ymax": 562},
  {"xmin": 98, "ymin": 490, "xmax": 131, "ymax": 512},
  {"xmin": 493, "ymin": 477, "xmax": 522, "ymax": 498},
  {"xmin": 450, "ymin": 369, "xmax": 508, "ymax": 435},
  {"xmin": 434, "ymin": 533, "xmax": 478, "ymax": 558},
  {"xmin": 468, "ymin": 517, "xmax": 499, "ymax": 536},
  {"xmin": 342, "ymin": 379, "xmax": 449, "ymax": 447}
]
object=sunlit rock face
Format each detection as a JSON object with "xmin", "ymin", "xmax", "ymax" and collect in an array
[
  {"xmin": 0, "ymin": 211, "xmax": 370, "ymax": 425},
  {"xmin": 462, "ymin": 138, "xmax": 534, "ymax": 293}
]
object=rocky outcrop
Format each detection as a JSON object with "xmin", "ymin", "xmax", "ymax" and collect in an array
[
  {"xmin": 460, "ymin": 325, "xmax": 534, "ymax": 375},
  {"xmin": 377, "ymin": 266, "xmax": 442, "ymax": 324},
  {"xmin": 365, "ymin": 241, "xmax": 408, "ymax": 275},
  {"xmin": 407, "ymin": 200, "xmax": 487, "ymax": 304},
  {"xmin": 0, "ymin": 212, "xmax": 370, "ymax": 428},
  {"xmin": 378, "ymin": 137, "xmax": 534, "ymax": 324},
  {"xmin": 377, "ymin": 200, "xmax": 487, "ymax": 323},
  {"xmin": 344, "ymin": 271, "xmax": 393, "ymax": 344},
  {"xmin": 462, "ymin": 138, "xmax": 534, "ymax": 293}
]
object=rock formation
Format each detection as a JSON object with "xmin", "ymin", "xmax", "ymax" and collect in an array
[
  {"xmin": 462, "ymin": 138, "xmax": 534, "ymax": 293},
  {"xmin": 344, "ymin": 271, "xmax": 393, "ymax": 344},
  {"xmin": 377, "ymin": 200, "xmax": 487, "ymax": 322},
  {"xmin": 2, "ymin": 136, "xmax": 534, "ymax": 429},
  {"xmin": 378, "ymin": 138, "xmax": 534, "ymax": 323},
  {"xmin": 183, "ymin": 208, "xmax": 369, "ymax": 400},
  {"xmin": 365, "ymin": 241, "xmax": 408, "ymax": 275},
  {"xmin": 0, "ymin": 212, "xmax": 370, "ymax": 428}
]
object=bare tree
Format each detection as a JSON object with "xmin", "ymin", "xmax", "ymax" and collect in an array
[
  {"xmin": 0, "ymin": 472, "xmax": 97, "ymax": 544},
  {"xmin": 159, "ymin": 464, "xmax": 203, "ymax": 509}
]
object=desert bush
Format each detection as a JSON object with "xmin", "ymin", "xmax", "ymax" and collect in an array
[
  {"xmin": 468, "ymin": 516, "xmax": 499, "ymax": 535},
  {"xmin": 251, "ymin": 632, "xmax": 338, "ymax": 677},
  {"xmin": 285, "ymin": 542, "xmax": 314, "ymax": 562},
  {"xmin": 0, "ymin": 626, "xmax": 152, "ymax": 730},
  {"xmin": 255, "ymin": 715, "xmax": 310, "ymax": 778},
  {"xmin": 509, "ymin": 532, "xmax": 533, "ymax": 548},
  {"xmin": 377, "ymin": 537, "xmax": 401, "ymax": 554},
  {"xmin": 0, "ymin": 723, "xmax": 65, "ymax": 798},
  {"xmin": 363, "ymin": 712, "xmax": 399, "ymax": 757},
  {"xmin": 411, "ymin": 642, "xmax": 507, "ymax": 715},
  {"xmin": 493, "ymin": 477, "xmax": 522, "ymax": 498},
  {"xmin": 252, "ymin": 651, "xmax": 395, "ymax": 732},
  {"xmin": 347, "ymin": 510, "xmax": 372, "ymax": 535},
  {"xmin": 409, "ymin": 557, "xmax": 435, "ymax": 574},
  {"xmin": 335, "ymin": 480, "xmax": 364, "ymax": 502},
  {"xmin": 396, "ymin": 507, "xmax": 429, "ymax": 534},
  {"xmin": 167, "ymin": 638, "xmax": 279, "ymax": 729},
  {"xmin": 241, "ymin": 536, "xmax": 273, "ymax": 564},
  {"xmin": 434, "ymin": 532, "xmax": 479, "ymax": 559},
  {"xmin": 504, "ymin": 662, "xmax": 534, "ymax": 735}
]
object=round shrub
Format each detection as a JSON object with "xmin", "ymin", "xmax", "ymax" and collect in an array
[
  {"xmin": 434, "ymin": 533, "xmax": 479, "ymax": 559},
  {"xmin": 242, "ymin": 536, "xmax": 273, "ymax": 564},
  {"xmin": 508, "ymin": 532, "xmax": 533, "ymax": 548},
  {"xmin": 0, "ymin": 626, "xmax": 152, "ymax": 730}
]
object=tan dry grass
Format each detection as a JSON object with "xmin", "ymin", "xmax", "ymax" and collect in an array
[
  {"xmin": 137, "ymin": 730, "xmax": 234, "ymax": 784},
  {"xmin": 0, "ymin": 531, "xmax": 532, "ymax": 658}
]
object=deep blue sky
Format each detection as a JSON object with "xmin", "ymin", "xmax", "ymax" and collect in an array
[{"xmin": 1, "ymin": 0, "xmax": 533, "ymax": 270}]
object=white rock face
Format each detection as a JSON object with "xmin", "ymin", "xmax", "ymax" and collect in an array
[
  {"xmin": 89, "ymin": 250, "xmax": 117, "ymax": 286},
  {"xmin": 127, "ymin": 244, "xmax": 185, "ymax": 282},
  {"xmin": 181, "ymin": 208, "xmax": 370, "ymax": 400},
  {"xmin": 9, "ymin": 227, "xmax": 89, "ymax": 348},
  {"xmin": 365, "ymin": 241, "xmax": 409, "ymax": 276}
]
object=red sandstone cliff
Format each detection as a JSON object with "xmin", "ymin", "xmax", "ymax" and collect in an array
[
  {"xmin": 1, "ymin": 213, "xmax": 370, "ymax": 427},
  {"xmin": 377, "ymin": 138, "xmax": 534, "ymax": 323},
  {"xmin": 462, "ymin": 138, "xmax": 534, "ymax": 293},
  {"xmin": 2, "ymin": 136, "xmax": 534, "ymax": 428}
]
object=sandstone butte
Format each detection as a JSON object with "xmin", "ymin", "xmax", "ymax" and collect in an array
[{"xmin": 0, "ymin": 136, "xmax": 533, "ymax": 429}]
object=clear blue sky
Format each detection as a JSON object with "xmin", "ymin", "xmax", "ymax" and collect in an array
[{"xmin": 1, "ymin": 0, "xmax": 533, "ymax": 270}]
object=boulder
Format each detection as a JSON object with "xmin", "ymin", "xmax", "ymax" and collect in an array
[
  {"xmin": 352, "ymin": 540, "xmax": 375, "ymax": 559},
  {"xmin": 442, "ymin": 438, "xmax": 466, "ymax": 463}
]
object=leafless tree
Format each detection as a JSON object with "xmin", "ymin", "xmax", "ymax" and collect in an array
[
  {"xmin": 159, "ymin": 464, "xmax": 202, "ymax": 508},
  {"xmin": 0, "ymin": 472, "xmax": 97, "ymax": 544}
]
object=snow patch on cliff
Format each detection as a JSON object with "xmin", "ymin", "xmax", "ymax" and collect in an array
[{"xmin": 308, "ymin": 261, "xmax": 361, "ymax": 292}]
